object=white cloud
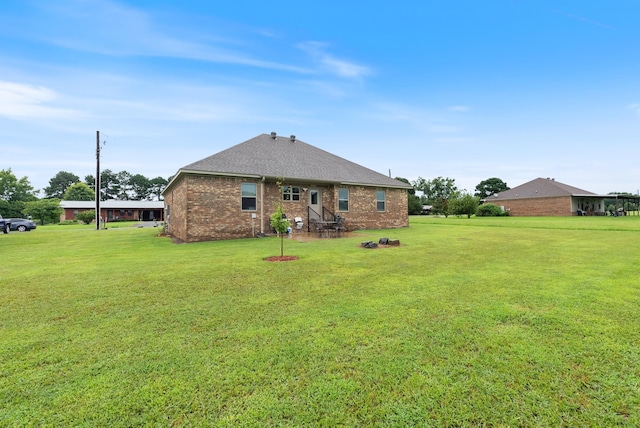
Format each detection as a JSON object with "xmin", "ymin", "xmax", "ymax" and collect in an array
[
  {"xmin": 0, "ymin": 81, "xmax": 84, "ymax": 120},
  {"xmin": 629, "ymin": 103, "xmax": 640, "ymax": 117},
  {"xmin": 448, "ymin": 105, "xmax": 470, "ymax": 112},
  {"xmin": 297, "ymin": 41, "xmax": 371, "ymax": 78},
  {"xmin": 30, "ymin": 0, "xmax": 311, "ymax": 74}
]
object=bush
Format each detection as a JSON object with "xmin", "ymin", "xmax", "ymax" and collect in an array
[
  {"xmin": 76, "ymin": 210, "xmax": 96, "ymax": 225},
  {"xmin": 476, "ymin": 203, "xmax": 508, "ymax": 217}
]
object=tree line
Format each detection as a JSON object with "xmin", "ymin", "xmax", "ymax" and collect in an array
[
  {"xmin": 0, "ymin": 168, "xmax": 171, "ymax": 224},
  {"xmin": 396, "ymin": 176, "xmax": 511, "ymax": 217}
]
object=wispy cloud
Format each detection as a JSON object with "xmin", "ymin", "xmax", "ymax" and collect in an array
[
  {"xmin": 448, "ymin": 105, "xmax": 470, "ymax": 112},
  {"xmin": 30, "ymin": 0, "xmax": 312, "ymax": 74},
  {"xmin": 0, "ymin": 81, "xmax": 84, "ymax": 120},
  {"xmin": 297, "ymin": 41, "xmax": 371, "ymax": 78},
  {"xmin": 557, "ymin": 10, "xmax": 614, "ymax": 30},
  {"xmin": 629, "ymin": 103, "xmax": 640, "ymax": 117}
]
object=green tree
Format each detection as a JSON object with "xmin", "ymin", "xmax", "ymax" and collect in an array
[
  {"xmin": 270, "ymin": 178, "xmax": 291, "ymax": 257},
  {"xmin": 23, "ymin": 198, "xmax": 63, "ymax": 225},
  {"xmin": 149, "ymin": 176, "xmax": 168, "ymax": 201},
  {"xmin": 76, "ymin": 209, "xmax": 96, "ymax": 224},
  {"xmin": 451, "ymin": 191, "xmax": 479, "ymax": 218},
  {"xmin": 413, "ymin": 176, "xmax": 458, "ymax": 217},
  {"xmin": 395, "ymin": 177, "xmax": 422, "ymax": 215},
  {"xmin": 100, "ymin": 169, "xmax": 119, "ymax": 200},
  {"xmin": 129, "ymin": 174, "xmax": 151, "ymax": 200},
  {"xmin": 0, "ymin": 200, "xmax": 24, "ymax": 217},
  {"xmin": 63, "ymin": 182, "xmax": 95, "ymax": 201},
  {"xmin": 44, "ymin": 171, "xmax": 80, "ymax": 199},
  {"xmin": 116, "ymin": 170, "xmax": 133, "ymax": 200},
  {"xmin": 474, "ymin": 177, "xmax": 509, "ymax": 199},
  {"xmin": 0, "ymin": 168, "xmax": 37, "ymax": 202}
]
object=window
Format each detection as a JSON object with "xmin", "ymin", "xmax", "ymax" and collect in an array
[
  {"xmin": 282, "ymin": 185, "xmax": 301, "ymax": 201},
  {"xmin": 376, "ymin": 190, "xmax": 386, "ymax": 211},
  {"xmin": 241, "ymin": 183, "xmax": 257, "ymax": 211},
  {"xmin": 338, "ymin": 188, "xmax": 349, "ymax": 211}
]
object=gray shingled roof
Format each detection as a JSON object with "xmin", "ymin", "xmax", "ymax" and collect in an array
[
  {"xmin": 175, "ymin": 133, "xmax": 412, "ymax": 188},
  {"xmin": 488, "ymin": 177, "xmax": 598, "ymax": 201}
]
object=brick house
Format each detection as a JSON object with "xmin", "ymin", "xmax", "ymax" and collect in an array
[
  {"xmin": 162, "ymin": 132, "xmax": 412, "ymax": 242},
  {"xmin": 483, "ymin": 177, "xmax": 610, "ymax": 216},
  {"xmin": 59, "ymin": 200, "xmax": 164, "ymax": 222}
]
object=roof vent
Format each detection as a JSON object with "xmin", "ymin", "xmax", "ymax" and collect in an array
[
  {"xmin": 270, "ymin": 132, "xmax": 277, "ymax": 140},
  {"xmin": 290, "ymin": 135, "xmax": 296, "ymax": 142}
]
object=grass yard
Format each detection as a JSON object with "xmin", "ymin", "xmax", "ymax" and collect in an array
[{"xmin": 1, "ymin": 216, "xmax": 639, "ymax": 426}]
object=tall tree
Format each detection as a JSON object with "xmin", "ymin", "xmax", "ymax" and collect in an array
[
  {"xmin": 84, "ymin": 174, "xmax": 95, "ymax": 191},
  {"xmin": 116, "ymin": 170, "xmax": 133, "ymax": 200},
  {"xmin": 149, "ymin": 176, "xmax": 169, "ymax": 201},
  {"xmin": 100, "ymin": 169, "xmax": 119, "ymax": 200},
  {"xmin": 129, "ymin": 174, "xmax": 151, "ymax": 200},
  {"xmin": 0, "ymin": 168, "xmax": 37, "ymax": 202},
  {"xmin": 63, "ymin": 182, "xmax": 95, "ymax": 201},
  {"xmin": 44, "ymin": 171, "xmax": 79, "ymax": 199},
  {"xmin": 0, "ymin": 169, "xmax": 37, "ymax": 218},
  {"xmin": 413, "ymin": 176, "xmax": 458, "ymax": 216},
  {"xmin": 474, "ymin": 177, "xmax": 509, "ymax": 199}
]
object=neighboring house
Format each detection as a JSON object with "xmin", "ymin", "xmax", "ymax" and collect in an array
[
  {"xmin": 162, "ymin": 132, "xmax": 412, "ymax": 242},
  {"xmin": 483, "ymin": 177, "xmax": 613, "ymax": 216},
  {"xmin": 60, "ymin": 200, "xmax": 164, "ymax": 222}
]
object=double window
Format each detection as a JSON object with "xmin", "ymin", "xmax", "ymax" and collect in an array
[
  {"xmin": 338, "ymin": 188, "xmax": 349, "ymax": 211},
  {"xmin": 376, "ymin": 190, "xmax": 386, "ymax": 211},
  {"xmin": 282, "ymin": 186, "xmax": 301, "ymax": 201},
  {"xmin": 241, "ymin": 183, "xmax": 257, "ymax": 211}
]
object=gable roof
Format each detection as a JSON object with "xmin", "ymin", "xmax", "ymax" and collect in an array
[
  {"xmin": 165, "ymin": 133, "xmax": 412, "ymax": 191},
  {"xmin": 487, "ymin": 177, "xmax": 599, "ymax": 201}
]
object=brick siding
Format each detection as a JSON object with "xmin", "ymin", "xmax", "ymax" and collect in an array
[
  {"xmin": 164, "ymin": 174, "xmax": 409, "ymax": 242},
  {"xmin": 491, "ymin": 196, "xmax": 573, "ymax": 216}
]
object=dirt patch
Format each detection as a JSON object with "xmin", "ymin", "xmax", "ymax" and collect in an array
[{"xmin": 264, "ymin": 255, "xmax": 300, "ymax": 262}]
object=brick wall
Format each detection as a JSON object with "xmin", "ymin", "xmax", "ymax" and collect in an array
[
  {"xmin": 493, "ymin": 196, "xmax": 573, "ymax": 216},
  {"xmin": 336, "ymin": 186, "xmax": 409, "ymax": 229},
  {"xmin": 164, "ymin": 174, "xmax": 409, "ymax": 242}
]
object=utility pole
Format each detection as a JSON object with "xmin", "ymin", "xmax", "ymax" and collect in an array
[{"xmin": 96, "ymin": 130, "xmax": 100, "ymax": 230}]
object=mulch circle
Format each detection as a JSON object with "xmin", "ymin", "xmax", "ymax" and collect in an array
[{"xmin": 264, "ymin": 256, "xmax": 299, "ymax": 262}]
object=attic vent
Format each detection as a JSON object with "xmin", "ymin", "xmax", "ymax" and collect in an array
[
  {"xmin": 270, "ymin": 132, "xmax": 277, "ymax": 140},
  {"xmin": 290, "ymin": 135, "xmax": 296, "ymax": 142}
]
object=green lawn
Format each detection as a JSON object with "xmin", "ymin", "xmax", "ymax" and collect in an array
[{"xmin": 1, "ymin": 216, "xmax": 639, "ymax": 426}]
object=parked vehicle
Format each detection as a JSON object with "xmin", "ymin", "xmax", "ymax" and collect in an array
[
  {"xmin": 8, "ymin": 218, "xmax": 37, "ymax": 232},
  {"xmin": 0, "ymin": 215, "xmax": 10, "ymax": 234}
]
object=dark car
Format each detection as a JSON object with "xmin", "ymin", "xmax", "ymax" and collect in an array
[{"xmin": 9, "ymin": 218, "xmax": 37, "ymax": 232}]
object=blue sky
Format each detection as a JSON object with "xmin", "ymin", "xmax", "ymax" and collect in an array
[{"xmin": 1, "ymin": 0, "xmax": 640, "ymax": 196}]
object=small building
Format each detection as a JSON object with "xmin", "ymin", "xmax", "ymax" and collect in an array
[
  {"xmin": 483, "ymin": 177, "xmax": 613, "ymax": 216},
  {"xmin": 60, "ymin": 200, "xmax": 164, "ymax": 222},
  {"xmin": 162, "ymin": 133, "xmax": 412, "ymax": 242}
]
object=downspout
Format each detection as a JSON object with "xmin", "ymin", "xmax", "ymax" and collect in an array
[{"xmin": 260, "ymin": 176, "xmax": 265, "ymax": 234}]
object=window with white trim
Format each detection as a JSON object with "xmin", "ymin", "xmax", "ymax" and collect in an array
[
  {"xmin": 338, "ymin": 188, "xmax": 349, "ymax": 211},
  {"xmin": 282, "ymin": 185, "xmax": 301, "ymax": 201},
  {"xmin": 376, "ymin": 190, "xmax": 386, "ymax": 212},
  {"xmin": 241, "ymin": 183, "xmax": 257, "ymax": 211}
]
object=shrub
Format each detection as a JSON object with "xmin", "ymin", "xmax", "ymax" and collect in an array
[
  {"xmin": 76, "ymin": 210, "xmax": 96, "ymax": 225},
  {"xmin": 476, "ymin": 203, "xmax": 507, "ymax": 217}
]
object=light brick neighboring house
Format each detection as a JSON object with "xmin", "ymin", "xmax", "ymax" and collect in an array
[
  {"xmin": 162, "ymin": 133, "xmax": 412, "ymax": 242},
  {"xmin": 60, "ymin": 200, "xmax": 164, "ymax": 222},
  {"xmin": 483, "ymin": 177, "xmax": 610, "ymax": 216}
]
